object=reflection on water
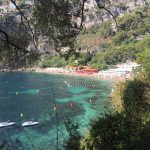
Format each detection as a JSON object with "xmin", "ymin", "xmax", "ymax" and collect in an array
[{"xmin": 0, "ymin": 72, "xmax": 112, "ymax": 149}]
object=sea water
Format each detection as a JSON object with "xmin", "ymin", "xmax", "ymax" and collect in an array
[{"xmin": 0, "ymin": 72, "xmax": 112, "ymax": 149}]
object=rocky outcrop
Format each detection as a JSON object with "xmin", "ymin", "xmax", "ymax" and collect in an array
[{"xmin": 83, "ymin": 0, "xmax": 150, "ymax": 28}]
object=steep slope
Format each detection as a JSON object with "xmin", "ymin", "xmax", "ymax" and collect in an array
[{"xmin": 83, "ymin": 0, "xmax": 150, "ymax": 28}]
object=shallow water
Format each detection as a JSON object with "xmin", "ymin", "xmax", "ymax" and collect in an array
[{"xmin": 0, "ymin": 72, "xmax": 112, "ymax": 149}]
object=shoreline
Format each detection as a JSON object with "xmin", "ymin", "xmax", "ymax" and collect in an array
[
  {"xmin": 35, "ymin": 69, "xmax": 124, "ymax": 83},
  {"xmin": 0, "ymin": 67, "xmax": 127, "ymax": 83}
]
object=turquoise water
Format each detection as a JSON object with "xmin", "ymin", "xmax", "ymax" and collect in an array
[{"xmin": 0, "ymin": 72, "xmax": 112, "ymax": 149}]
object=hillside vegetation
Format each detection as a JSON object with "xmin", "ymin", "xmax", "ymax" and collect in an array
[
  {"xmin": 40, "ymin": 5, "xmax": 150, "ymax": 70},
  {"xmin": 78, "ymin": 5, "xmax": 150, "ymax": 67}
]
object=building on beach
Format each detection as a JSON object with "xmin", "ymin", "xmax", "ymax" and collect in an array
[{"xmin": 98, "ymin": 61, "xmax": 140, "ymax": 78}]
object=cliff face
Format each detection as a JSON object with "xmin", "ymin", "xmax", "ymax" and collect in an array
[
  {"xmin": 1, "ymin": 0, "xmax": 149, "ymax": 54},
  {"xmin": 32, "ymin": 0, "xmax": 150, "ymax": 53},
  {"xmin": 83, "ymin": 0, "xmax": 150, "ymax": 28}
]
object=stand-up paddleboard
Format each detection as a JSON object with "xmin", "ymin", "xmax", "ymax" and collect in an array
[
  {"xmin": 22, "ymin": 121, "xmax": 39, "ymax": 127},
  {"xmin": 0, "ymin": 121, "xmax": 15, "ymax": 128}
]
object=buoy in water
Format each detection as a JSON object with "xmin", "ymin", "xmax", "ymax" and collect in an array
[
  {"xmin": 20, "ymin": 113, "xmax": 23, "ymax": 118},
  {"xmin": 54, "ymin": 106, "xmax": 57, "ymax": 111},
  {"xmin": 90, "ymin": 99, "xmax": 92, "ymax": 103},
  {"xmin": 16, "ymin": 92, "xmax": 18, "ymax": 95}
]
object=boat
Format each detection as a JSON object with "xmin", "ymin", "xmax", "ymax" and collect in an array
[
  {"xmin": 22, "ymin": 121, "xmax": 39, "ymax": 127},
  {"xmin": 0, "ymin": 121, "xmax": 15, "ymax": 128}
]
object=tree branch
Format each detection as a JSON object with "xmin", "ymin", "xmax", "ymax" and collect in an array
[
  {"xmin": 79, "ymin": 0, "xmax": 86, "ymax": 29},
  {"xmin": 0, "ymin": 28, "xmax": 29, "ymax": 54},
  {"xmin": 10, "ymin": 0, "xmax": 39, "ymax": 52},
  {"xmin": 95, "ymin": 0, "xmax": 127, "ymax": 31}
]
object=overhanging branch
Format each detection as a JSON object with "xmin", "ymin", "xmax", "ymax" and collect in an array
[
  {"xmin": 0, "ymin": 28, "xmax": 29, "ymax": 54},
  {"xmin": 10, "ymin": 0, "xmax": 39, "ymax": 52},
  {"xmin": 95, "ymin": 0, "xmax": 127, "ymax": 31}
]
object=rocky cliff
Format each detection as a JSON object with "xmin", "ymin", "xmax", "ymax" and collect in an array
[{"xmin": 83, "ymin": 0, "xmax": 150, "ymax": 28}]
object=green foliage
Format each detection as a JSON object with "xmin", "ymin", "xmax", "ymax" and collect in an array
[
  {"xmin": 89, "ymin": 51, "xmax": 107, "ymax": 70},
  {"xmin": 78, "ymin": 5, "xmax": 150, "ymax": 57},
  {"xmin": 117, "ymin": 13, "xmax": 133, "ymax": 30},
  {"xmin": 112, "ymin": 31, "xmax": 130, "ymax": 45},
  {"xmin": 90, "ymin": 63, "xmax": 108, "ymax": 70},
  {"xmin": 112, "ymin": 81, "xmax": 125, "ymax": 113},
  {"xmin": 112, "ymin": 66, "xmax": 150, "ymax": 121},
  {"xmin": 77, "ymin": 21, "xmax": 113, "ymax": 51},
  {"xmin": 135, "ymin": 36, "xmax": 150, "ymax": 49},
  {"xmin": 77, "ymin": 5, "xmax": 150, "ymax": 68},
  {"xmin": 0, "ymin": 15, "xmax": 38, "ymax": 69},
  {"xmin": 39, "ymin": 52, "xmax": 92, "ymax": 68},
  {"xmin": 85, "ymin": 113, "xmax": 132, "ymax": 150},
  {"xmin": 67, "ymin": 55, "xmax": 78, "ymax": 66},
  {"xmin": 89, "ymin": 35, "xmax": 150, "ymax": 67},
  {"xmin": 51, "ymin": 55, "xmax": 67, "ymax": 67},
  {"xmin": 78, "ymin": 52, "xmax": 92, "ymax": 66},
  {"xmin": 136, "ymin": 48, "xmax": 150, "ymax": 64},
  {"xmin": 64, "ymin": 119, "xmax": 81, "ymax": 150},
  {"xmin": 81, "ymin": 112, "xmax": 150, "ymax": 150},
  {"xmin": 39, "ymin": 34, "xmax": 150, "ymax": 69},
  {"xmin": 136, "ymin": 63, "xmax": 150, "ymax": 82},
  {"xmin": 117, "ymin": 6, "xmax": 150, "ymax": 37},
  {"xmin": 88, "ymin": 21, "xmax": 115, "ymax": 38},
  {"xmin": 123, "ymin": 79, "xmax": 148, "ymax": 118},
  {"xmin": 39, "ymin": 55, "xmax": 66, "ymax": 68},
  {"xmin": 33, "ymin": 0, "xmax": 82, "ymax": 57}
]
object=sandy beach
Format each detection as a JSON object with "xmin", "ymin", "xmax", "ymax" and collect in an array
[
  {"xmin": 28, "ymin": 67, "xmax": 127, "ymax": 83},
  {"xmin": 0, "ymin": 67, "xmax": 131, "ymax": 83}
]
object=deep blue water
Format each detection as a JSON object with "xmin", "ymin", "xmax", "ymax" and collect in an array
[{"xmin": 0, "ymin": 72, "xmax": 112, "ymax": 149}]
